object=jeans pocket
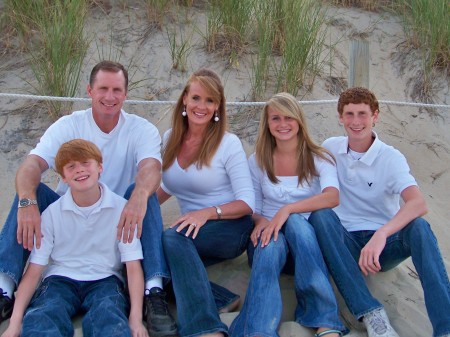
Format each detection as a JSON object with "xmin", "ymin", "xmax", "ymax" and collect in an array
[{"xmin": 31, "ymin": 279, "xmax": 49, "ymax": 303}]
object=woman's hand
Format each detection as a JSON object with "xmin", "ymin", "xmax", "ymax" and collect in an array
[{"xmin": 170, "ymin": 207, "xmax": 214, "ymax": 239}]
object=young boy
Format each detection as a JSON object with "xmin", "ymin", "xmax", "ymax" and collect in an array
[
  {"xmin": 309, "ymin": 87, "xmax": 450, "ymax": 337},
  {"xmin": 1, "ymin": 139, "xmax": 148, "ymax": 337}
]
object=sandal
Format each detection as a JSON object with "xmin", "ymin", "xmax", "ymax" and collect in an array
[{"xmin": 314, "ymin": 329, "xmax": 343, "ymax": 337}]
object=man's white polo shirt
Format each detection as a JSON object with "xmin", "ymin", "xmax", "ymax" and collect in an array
[{"xmin": 323, "ymin": 132, "xmax": 417, "ymax": 232}]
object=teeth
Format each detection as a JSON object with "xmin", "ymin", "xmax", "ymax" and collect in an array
[{"xmin": 75, "ymin": 176, "xmax": 88, "ymax": 181}]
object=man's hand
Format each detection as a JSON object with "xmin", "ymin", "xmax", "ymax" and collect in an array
[
  {"xmin": 17, "ymin": 206, "xmax": 41, "ymax": 250},
  {"xmin": 117, "ymin": 190, "xmax": 148, "ymax": 243},
  {"xmin": 359, "ymin": 230, "xmax": 387, "ymax": 276}
]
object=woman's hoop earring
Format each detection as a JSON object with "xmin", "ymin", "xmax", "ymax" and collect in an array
[
  {"xmin": 182, "ymin": 106, "xmax": 187, "ymax": 117},
  {"xmin": 214, "ymin": 111, "xmax": 219, "ymax": 122}
]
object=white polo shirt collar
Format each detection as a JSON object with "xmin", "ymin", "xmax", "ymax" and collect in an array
[
  {"xmin": 337, "ymin": 131, "xmax": 381, "ymax": 167},
  {"xmin": 60, "ymin": 182, "xmax": 116, "ymax": 215}
]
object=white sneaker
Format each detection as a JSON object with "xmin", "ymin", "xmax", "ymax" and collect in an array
[{"xmin": 363, "ymin": 308, "xmax": 399, "ymax": 337}]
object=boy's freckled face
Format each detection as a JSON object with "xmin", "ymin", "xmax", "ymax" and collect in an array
[
  {"xmin": 339, "ymin": 103, "xmax": 378, "ymax": 142},
  {"xmin": 61, "ymin": 159, "xmax": 103, "ymax": 192}
]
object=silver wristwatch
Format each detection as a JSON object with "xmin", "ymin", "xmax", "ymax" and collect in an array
[
  {"xmin": 214, "ymin": 205, "xmax": 222, "ymax": 220},
  {"xmin": 18, "ymin": 198, "xmax": 38, "ymax": 208}
]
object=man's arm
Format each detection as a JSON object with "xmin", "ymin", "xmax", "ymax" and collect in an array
[
  {"xmin": 15, "ymin": 155, "xmax": 49, "ymax": 250},
  {"xmin": 125, "ymin": 260, "xmax": 149, "ymax": 337},
  {"xmin": 1, "ymin": 263, "xmax": 45, "ymax": 337},
  {"xmin": 117, "ymin": 158, "xmax": 162, "ymax": 243},
  {"xmin": 359, "ymin": 185, "xmax": 428, "ymax": 275}
]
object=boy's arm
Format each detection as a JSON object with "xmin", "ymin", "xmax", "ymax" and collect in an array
[
  {"xmin": 125, "ymin": 260, "xmax": 149, "ymax": 337},
  {"xmin": 2, "ymin": 263, "xmax": 45, "ymax": 337},
  {"xmin": 359, "ymin": 185, "xmax": 428, "ymax": 275}
]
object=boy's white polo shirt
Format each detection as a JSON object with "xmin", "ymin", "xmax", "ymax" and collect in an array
[
  {"xmin": 30, "ymin": 182, "xmax": 143, "ymax": 283},
  {"xmin": 323, "ymin": 132, "xmax": 417, "ymax": 232}
]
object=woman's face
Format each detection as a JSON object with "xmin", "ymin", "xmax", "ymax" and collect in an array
[
  {"xmin": 267, "ymin": 106, "xmax": 299, "ymax": 143},
  {"xmin": 183, "ymin": 81, "xmax": 219, "ymax": 128}
]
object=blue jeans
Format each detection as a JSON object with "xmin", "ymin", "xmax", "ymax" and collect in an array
[
  {"xmin": 162, "ymin": 216, "xmax": 253, "ymax": 337},
  {"xmin": 230, "ymin": 214, "xmax": 344, "ymax": 337},
  {"xmin": 22, "ymin": 275, "xmax": 130, "ymax": 337},
  {"xmin": 0, "ymin": 182, "xmax": 169, "ymax": 286},
  {"xmin": 309, "ymin": 208, "xmax": 450, "ymax": 337}
]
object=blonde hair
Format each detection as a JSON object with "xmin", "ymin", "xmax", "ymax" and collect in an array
[
  {"xmin": 162, "ymin": 68, "xmax": 227, "ymax": 170},
  {"xmin": 255, "ymin": 92, "xmax": 335, "ymax": 185},
  {"xmin": 55, "ymin": 139, "xmax": 102, "ymax": 178}
]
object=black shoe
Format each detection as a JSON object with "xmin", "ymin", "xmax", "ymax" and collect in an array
[
  {"xmin": 144, "ymin": 287, "xmax": 178, "ymax": 337},
  {"xmin": 0, "ymin": 288, "xmax": 14, "ymax": 323}
]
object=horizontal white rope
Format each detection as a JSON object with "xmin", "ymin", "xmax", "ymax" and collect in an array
[{"xmin": 0, "ymin": 92, "xmax": 449, "ymax": 109}]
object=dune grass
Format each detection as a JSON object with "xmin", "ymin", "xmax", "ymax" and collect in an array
[
  {"xmin": 396, "ymin": 0, "xmax": 449, "ymax": 76},
  {"xmin": 5, "ymin": 0, "xmax": 88, "ymax": 119}
]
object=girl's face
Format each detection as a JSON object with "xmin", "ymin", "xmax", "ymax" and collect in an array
[{"xmin": 267, "ymin": 106, "xmax": 299, "ymax": 143}]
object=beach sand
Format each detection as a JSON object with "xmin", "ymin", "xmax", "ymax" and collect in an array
[{"xmin": 0, "ymin": 2, "xmax": 449, "ymax": 336}]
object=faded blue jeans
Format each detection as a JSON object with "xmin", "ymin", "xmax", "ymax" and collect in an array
[
  {"xmin": 230, "ymin": 214, "xmax": 344, "ymax": 337},
  {"xmin": 22, "ymin": 275, "xmax": 130, "ymax": 337},
  {"xmin": 309, "ymin": 208, "xmax": 450, "ymax": 337},
  {"xmin": 162, "ymin": 216, "xmax": 253, "ymax": 337},
  {"xmin": 0, "ymin": 182, "xmax": 169, "ymax": 286}
]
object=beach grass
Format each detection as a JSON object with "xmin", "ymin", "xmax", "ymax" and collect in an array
[
  {"xmin": 396, "ymin": 0, "xmax": 449, "ymax": 75},
  {"xmin": 5, "ymin": 0, "xmax": 88, "ymax": 119}
]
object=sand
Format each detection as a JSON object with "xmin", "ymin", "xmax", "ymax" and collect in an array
[{"xmin": 0, "ymin": 2, "xmax": 449, "ymax": 336}]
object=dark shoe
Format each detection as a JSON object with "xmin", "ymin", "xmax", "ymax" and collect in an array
[
  {"xmin": 0, "ymin": 288, "xmax": 14, "ymax": 323},
  {"xmin": 144, "ymin": 287, "xmax": 178, "ymax": 337}
]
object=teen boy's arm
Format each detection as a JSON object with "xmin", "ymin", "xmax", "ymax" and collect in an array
[
  {"xmin": 15, "ymin": 155, "xmax": 50, "ymax": 250},
  {"xmin": 359, "ymin": 185, "xmax": 428, "ymax": 276},
  {"xmin": 117, "ymin": 157, "xmax": 161, "ymax": 243},
  {"xmin": 1, "ymin": 263, "xmax": 45, "ymax": 337},
  {"xmin": 126, "ymin": 260, "xmax": 149, "ymax": 337}
]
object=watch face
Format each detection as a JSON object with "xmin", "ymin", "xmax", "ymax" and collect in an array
[{"xmin": 19, "ymin": 199, "xmax": 29, "ymax": 207}]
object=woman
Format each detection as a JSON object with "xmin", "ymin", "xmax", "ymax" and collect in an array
[
  {"xmin": 158, "ymin": 68, "xmax": 255, "ymax": 337},
  {"xmin": 230, "ymin": 93, "xmax": 345, "ymax": 337}
]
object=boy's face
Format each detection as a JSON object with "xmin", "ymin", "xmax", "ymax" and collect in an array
[
  {"xmin": 61, "ymin": 159, "xmax": 103, "ymax": 192},
  {"xmin": 339, "ymin": 103, "xmax": 378, "ymax": 142}
]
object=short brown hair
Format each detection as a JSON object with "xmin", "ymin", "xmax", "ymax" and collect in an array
[
  {"xmin": 337, "ymin": 87, "xmax": 379, "ymax": 115},
  {"xmin": 89, "ymin": 60, "xmax": 128, "ymax": 91},
  {"xmin": 55, "ymin": 139, "xmax": 103, "ymax": 177}
]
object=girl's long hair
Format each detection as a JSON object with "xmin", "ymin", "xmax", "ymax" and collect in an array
[{"xmin": 255, "ymin": 92, "xmax": 335, "ymax": 185}]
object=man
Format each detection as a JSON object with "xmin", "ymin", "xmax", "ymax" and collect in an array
[
  {"xmin": 0, "ymin": 61, "xmax": 177, "ymax": 336},
  {"xmin": 309, "ymin": 87, "xmax": 450, "ymax": 337}
]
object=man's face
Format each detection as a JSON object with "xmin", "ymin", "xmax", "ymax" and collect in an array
[
  {"xmin": 87, "ymin": 70, "xmax": 127, "ymax": 120},
  {"xmin": 339, "ymin": 103, "xmax": 378, "ymax": 142}
]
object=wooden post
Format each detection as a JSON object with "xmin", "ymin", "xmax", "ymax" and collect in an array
[{"xmin": 349, "ymin": 39, "xmax": 369, "ymax": 88}]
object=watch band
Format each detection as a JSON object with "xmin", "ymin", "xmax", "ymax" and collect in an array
[
  {"xmin": 214, "ymin": 205, "xmax": 222, "ymax": 220},
  {"xmin": 18, "ymin": 198, "xmax": 38, "ymax": 208}
]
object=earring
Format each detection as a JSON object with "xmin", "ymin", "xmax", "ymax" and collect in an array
[
  {"xmin": 372, "ymin": 122, "xmax": 375, "ymax": 127},
  {"xmin": 182, "ymin": 106, "xmax": 187, "ymax": 117},
  {"xmin": 214, "ymin": 111, "xmax": 219, "ymax": 122}
]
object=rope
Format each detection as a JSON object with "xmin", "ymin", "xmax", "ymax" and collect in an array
[{"xmin": 0, "ymin": 92, "xmax": 449, "ymax": 109}]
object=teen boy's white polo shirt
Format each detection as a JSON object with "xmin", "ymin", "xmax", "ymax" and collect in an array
[{"xmin": 323, "ymin": 132, "xmax": 417, "ymax": 232}]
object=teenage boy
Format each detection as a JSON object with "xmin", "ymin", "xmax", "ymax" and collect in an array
[
  {"xmin": 1, "ymin": 139, "xmax": 148, "ymax": 337},
  {"xmin": 0, "ymin": 61, "xmax": 176, "ymax": 336},
  {"xmin": 309, "ymin": 87, "xmax": 450, "ymax": 337}
]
